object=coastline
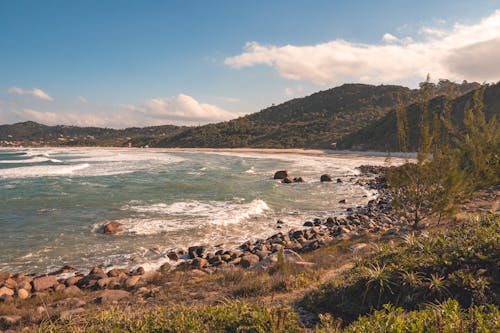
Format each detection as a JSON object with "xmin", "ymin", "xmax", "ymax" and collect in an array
[
  {"xmin": 0, "ymin": 165, "xmax": 403, "ymax": 300},
  {"xmin": 0, "ymin": 145, "xmax": 417, "ymax": 159}
]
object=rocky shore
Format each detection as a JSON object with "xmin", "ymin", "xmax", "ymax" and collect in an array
[{"xmin": 0, "ymin": 165, "xmax": 412, "ymax": 308}]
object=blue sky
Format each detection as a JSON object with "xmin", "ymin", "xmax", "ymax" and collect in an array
[{"xmin": 1, "ymin": 0, "xmax": 499, "ymax": 127}]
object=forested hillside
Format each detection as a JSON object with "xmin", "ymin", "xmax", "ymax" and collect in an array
[{"xmin": 338, "ymin": 82, "xmax": 499, "ymax": 151}]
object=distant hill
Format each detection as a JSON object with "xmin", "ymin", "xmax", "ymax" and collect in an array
[
  {"xmin": 155, "ymin": 81, "xmax": 479, "ymax": 149},
  {"xmin": 338, "ymin": 82, "xmax": 500, "ymax": 152},
  {"xmin": 0, "ymin": 80, "xmax": 483, "ymax": 149},
  {"xmin": 0, "ymin": 121, "xmax": 185, "ymax": 147}
]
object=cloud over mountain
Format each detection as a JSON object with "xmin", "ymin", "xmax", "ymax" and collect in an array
[{"xmin": 225, "ymin": 10, "xmax": 500, "ymax": 86}]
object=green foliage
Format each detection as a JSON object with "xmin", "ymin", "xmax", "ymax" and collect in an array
[
  {"xmin": 339, "ymin": 81, "xmax": 493, "ymax": 152},
  {"xmin": 298, "ymin": 215, "xmax": 500, "ymax": 324},
  {"xmin": 388, "ymin": 82, "xmax": 498, "ymax": 226},
  {"xmin": 317, "ymin": 299, "xmax": 500, "ymax": 333},
  {"xmin": 38, "ymin": 302, "xmax": 301, "ymax": 333}
]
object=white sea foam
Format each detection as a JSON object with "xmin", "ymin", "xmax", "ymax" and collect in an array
[
  {"xmin": 101, "ymin": 199, "xmax": 271, "ymax": 235},
  {"xmin": 0, "ymin": 163, "xmax": 90, "ymax": 178},
  {"xmin": 0, "ymin": 156, "xmax": 62, "ymax": 164}
]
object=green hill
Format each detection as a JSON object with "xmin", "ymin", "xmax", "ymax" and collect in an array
[
  {"xmin": 0, "ymin": 121, "xmax": 185, "ymax": 147},
  {"xmin": 338, "ymin": 82, "xmax": 500, "ymax": 151},
  {"xmin": 155, "ymin": 81, "xmax": 480, "ymax": 149}
]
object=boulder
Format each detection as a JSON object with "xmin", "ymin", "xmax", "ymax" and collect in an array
[
  {"xmin": 303, "ymin": 221, "xmax": 313, "ymax": 227},
  {"xmin": 17, "ymin": 288, "xmax": 30, "ymax": 299},
  {"xmin": 65, "ymin": 276, "xmax": 83, "ymax": 286},
  {"xmin": 167, "ymin": 251, "xmax": 180, "ymax": 261},
  {"xmin": 191, "ymin": 258, "xmax": 208, "ymax": 269},
  {"xmin": 0, "ymin": 272, "xmax": 11, "ymax": 281},
  {"xmin": 188, "ymin": 245, "xmax": 205, "ymax": 259},
  {"xmin": 336, "ymin": 178, "xmax": 343, "ymax": 183},
  {"xmin": 281, "ymin": 177, "xmax": 293, "ymax": 184},
  {"xmin": 63, "ymin": 285, "xmax": 82, "ymax": 296},
  {"xmin": 338, "ymin": 199, "xmax": 347, "ymax": 204},
  {"xmin": 32, "ymin": 275, "xmax": 58, "ymax": 292},
  {"xmin": 293, "ymin": 177, "xmax": 304, "ymax": 183},
  {"xmin": 95, "ymin": 289, "xmax": 130, "ymax": 304},
  {"xmin": 2, "ymin": 278, "xmax": 17, "ymax": 289},
  {"xmin": 240, "ymin": 254, "xmax": 260, "ymax": 268},
  {"xmin": 273, "ymin": 170, "xmax": 288, "ymax": 179},
  {"xmin": 125, "ymin": 275, "xmax": 141, "ymax": 288},
  {"xmin": 320, "ymin": 174, "xmax": 332, "ymax": 182},
  {"xmin": 102, "ymin": 221, "xmax": 123, "ymax": 234},
  {"xmin": 0, "ymin": 287, "xmax": 14, "ymax": 297}
]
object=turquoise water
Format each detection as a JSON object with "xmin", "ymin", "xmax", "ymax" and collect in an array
[{"xmin": 0, "ymin": 148, "xmax": 393, "ymax": 275}]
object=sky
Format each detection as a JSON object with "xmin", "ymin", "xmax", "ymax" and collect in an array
[{"xmin": 1, "ymin": 0, "xmax": 500, "ymax": 128}]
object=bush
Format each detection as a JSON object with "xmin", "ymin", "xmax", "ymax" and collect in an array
[
  {"xmin": 318, "ymin": 299, "xmax": 499, "ymax": 333},
  {"xmin": 298, "ymin": 215, "xmax": 500, "ymax": 324}
]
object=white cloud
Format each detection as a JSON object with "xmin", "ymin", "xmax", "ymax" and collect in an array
[
  {"xmin": 124, "ymin": 93, "xmax": 244, "ymax": 125},
  {"xmin": 8, "ymin": 87, "xmax": 53, "ymax": 101},
  {"xmin": 1, "ymin": 94, "xmax": 243, "ymax": 128},
  {"xmin": 225, "ymin": 10, "xmax": 500, "ymax": 86},
  {"xmin": 284, "ymin": 85, "xmax": 304, "ymax": 97},
  {"xmin": 382, "ymin": 33, "xmax": 399, "ymax": 43}
]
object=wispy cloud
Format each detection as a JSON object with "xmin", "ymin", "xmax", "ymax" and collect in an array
[
  {"xmin": 225, "ymin": 10, "xmax": 500, "ymax": 86},
  {"xmin": 76, "ymin": 96, "xmax": 88, "ymax": 104},
  {"xmin": 8, "ymin": 87, "xmax": 53, "ymax": 101}
]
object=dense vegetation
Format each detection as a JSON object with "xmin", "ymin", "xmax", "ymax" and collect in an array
[{"xmin": 338, "ymin": 81, "xmax": 499, "ymax": 151}]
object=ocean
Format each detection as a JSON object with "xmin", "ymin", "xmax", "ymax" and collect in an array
[{"xmin": 0, "ymin": 148, "xmax": 400, "ymax": 275}]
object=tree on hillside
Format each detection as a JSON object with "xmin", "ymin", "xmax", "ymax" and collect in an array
[{"xmin": 388, "ymin": 77, "xmax": 476, "ymax": 227}]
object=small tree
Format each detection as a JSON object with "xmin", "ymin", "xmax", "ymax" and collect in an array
[{"xmin": 389, "ymin": 77, "xmax": 469, "ymax": 227}]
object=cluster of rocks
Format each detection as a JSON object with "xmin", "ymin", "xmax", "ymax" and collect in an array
[
  {"xmin": 273, "ymin": 170, "xmax": 304, "ymax": 183},
  {"xmin": 273, "ymin": 170, "xmax": 343, "ymax": 184},
  {"xmin": 0, "ymin": 265, "xmax": 159, "ymax": 303},
  {"xmin": 161, "ymin": 167, "xmax": 408, "ymax": 272}
]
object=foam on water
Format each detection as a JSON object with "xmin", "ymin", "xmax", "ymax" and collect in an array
[
  {"xmin": 0, "ymin": 148, "xmax": 186, "ymax": 179},
  {"xmin": 0, "ymin": 163, "xmax": 90, "ymax": 178},
  {"xmin": 0, "ymin": 156, "xmax": 62, "ymax": 164},
  {"xmin": 102, "ymin": 199, "xmax": 271, "ymax": 235}
]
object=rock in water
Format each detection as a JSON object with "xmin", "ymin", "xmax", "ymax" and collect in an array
[
  {"xmin": 282, "ymin": 177, "xmax": 293, "ymax": 184},
  {"xmin": 293, "ymin": 177, "xmax": 304, "ymax": 183},
  {"xmin": 273, "ymin": 170, "xmax": 288, "ymax": 179},
  {"xmin": 320, "ymin": 174, "xmax": 333, "ymax": 182},
  {"xmin": 103, "ymin": 221, "xmax": 123, "ymax": 234}
]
